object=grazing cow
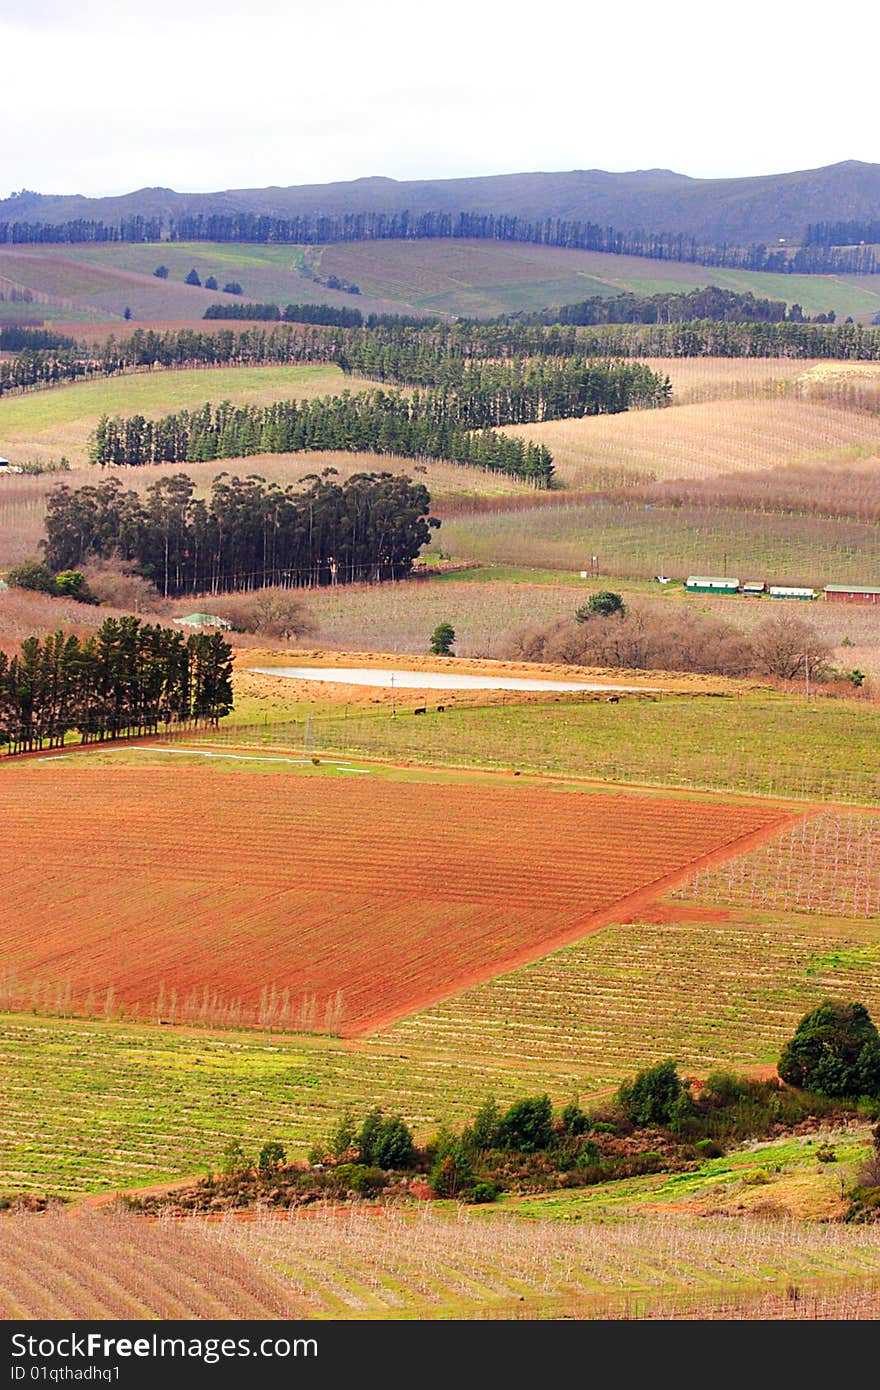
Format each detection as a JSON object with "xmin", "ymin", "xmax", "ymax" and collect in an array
[
  {"xmin": 414, "ymin": 706, "xmax": 426, "ymax": 715},
  {"xmin": 607, "ymin": 695, "xmax": 620, "ymax": 704},
  {"xmin": 437, "ymin": 705, "xmax": 445, "ymax": 713}
]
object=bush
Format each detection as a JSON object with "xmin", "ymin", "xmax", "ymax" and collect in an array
[
  {"xmin": 330, "ymin": 1163, "xmax": 386, "ymax": 1196},
  {"xmin": 466, "ymin": 1097, "xmax": 500, "ymax": 1151},
  {"xmin": 695, "ymin": 1138, "xmax": 724, "ymax": 1160},
  {"xmin": 496, "ymin": 1095, "xmax": 554, "ymax": 1153},
  {"xmin": 53, "ymin": 570, "xmax": 96, "ymax": 603},
  {"xmin": 618, "ymin": 1060, "xmax": 682, "ymax": 1127},
  {"xmin": 223, "ymin": 281, "xmax": 243, "ymax": 295},
  {"xmin": 219, "ymin": 1140, "xmax": 251, "ymax": 1178},
  {"xmin": 6, "ymin": 560, "xmax": 57, "ymax": 594},
  {"xmin": 560, "ymin": 1102, "xmax": 588, "ymax": 1137},
  {"xmin": 258, "ymin": 1141, "xmax": 286, "ymax": 1171},
  {"xmin": 185, "ymin": 269, "xmax": 202, "ymax": 286},
  {"xmin": 209, "ymin": 588, "xmax": 315, "ymax": 640},
  {"xmin": 575, "ymin": 1141, "xmax": 601, "ymax": 1169},
  {"xmin": 778, "ymin": 1001, "xmax": 880, "ymax": 1099},
  {"xmin": 575, "ymin": 590, "xmax": 626, "ymax": 622},
  {"xmin": 429, "ymin": 1143, "xmax": 473, "ymax": 1198},
  {"xmin": 469, "ymin": 1181, "xmax": 498, "ymax": 1204}
]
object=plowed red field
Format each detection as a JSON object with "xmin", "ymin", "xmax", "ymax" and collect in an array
[{"xmin": 4, "ymin": 762, "xmax": 795, "ymax": 1035}]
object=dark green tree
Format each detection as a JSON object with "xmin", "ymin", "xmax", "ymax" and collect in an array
[
  {"xmin": 153, "ymin": 265, "xmax": 169, "ymax": 278},
  {"xmin": 618, "ymin": 1060, "xmax": 682, "ymax": 1126},
  {"xmin": 778, "ymin": 1001, "xmax": 880, "ymax": 1099},
  {"xmin": 184, "ymin": 269, "xmax": 202, "ymax": 286},
  {"xmin": 496, "ymin": 1095, "xmax": 553, "ymax": 1153},
  {"xmin": 576, "ymin": 591, "xmax": 626, "ymax": 622},
  {"xmin": 204, "ymin": 275, "xmax": 218, "ymax": 291},
  {"xmin": 258, "ymin": 1141, "xmax": 287, "ymax": 1171},
  {"xmin": 430, "ymin": 622, "xmax": 456, "ymax": 656}
]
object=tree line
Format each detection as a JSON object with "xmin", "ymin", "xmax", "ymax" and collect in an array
[
  {"xmin": 43, "ymin": 471, "xmax": 440, "ymax": 595},
  {"xmin": 0, "ymin": 617, "xmax": 233, "ymax": 754},
  {"xmin": 86, "ymin": 390, "xmax": 556, "ymax": 484},
  {"xmin": 805, "ymin": 219, "xmax": 880, "ymax": 247},
  {"xmin": 1, "ymin": 207, "xmax": 876, "ymax": 273},
  {"xmin": 4, "ymin": 316, "xmax": 879, "ymax": 404},
  {"xmin": 203, "ymin": 302, "xmax": 365, "ymax": 326},
  {"xmin": 527, "ymin": 285, "xmax": 838, "ymax": 326}
]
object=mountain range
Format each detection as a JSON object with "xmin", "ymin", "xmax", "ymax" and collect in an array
[{"xmin": 2, "ymin": 161, "xmax": 879, "ymax": 245}]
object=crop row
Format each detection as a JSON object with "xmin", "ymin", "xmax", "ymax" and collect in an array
[
  {"xmin": 676, "ymin": 811, "xmax": 880, "ymax": 918},
  {"xmin": 377, "ymin": 913, "xmax": 880, "ymax": 1074}
]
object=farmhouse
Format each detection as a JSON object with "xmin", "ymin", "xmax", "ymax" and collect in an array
[
  {"xmin": 173, "ymin": 612, "xmax": 232, "ymax": 630},
  {"xmin": 824, "ymin": 584, "xmax": 880, "ymax": 606}
]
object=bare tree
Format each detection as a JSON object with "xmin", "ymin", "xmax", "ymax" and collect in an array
[{"xmin": 751, "ymin": 614, "xmax": 832, "ymax": 681}]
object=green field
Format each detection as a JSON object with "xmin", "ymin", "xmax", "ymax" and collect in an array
[
  {"xmin": 227, "ymin": 693, "xmax": 880, "ymax": 804},
  {"xmin": 378, "ymin": 909, "xmax": 880, "ymax": 1076},
  {"xmin": 0, "ymin": 362, "xmax": 359, "ymax": 466}
]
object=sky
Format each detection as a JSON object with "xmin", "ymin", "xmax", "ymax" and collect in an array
[{"xmin": 2, "ymin": 0, "xmax": 878, "ymax": 198}]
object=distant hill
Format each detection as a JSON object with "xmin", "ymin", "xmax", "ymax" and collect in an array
[{"xmin": 3, "ymin": 161, "xmax": 880, "ymax": 245}]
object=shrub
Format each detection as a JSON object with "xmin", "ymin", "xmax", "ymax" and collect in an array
[
  {"xmin": 560, "ymin": 1102, "xmax": 589, "ymax": 1137},
  {"xmin": 575, "ymin": 1141, "xmax": 601, "ymax": 1169},
  {"xmin": 53, "ymin": 570, "xmax": 96, "ymax": 603},
  {"xmin": 429, "ymin": 1144, "xmax": 473, "ymax": 1198},
  {"xmin": 6, "ymin": 560, "xmax": 57, "ymax": 594},
  {"xmin": 469, "ymin": 1181, "xmax": 498, "ymax": 1204},
  {"xmin": 223, "ymin": 281, "xmax": 243, "ymax": 295},
  {"xmin": 219, "ymin": 1140, "xmax": 251, "ymax": 1177},
  {"xmin": 778, "ymin": 1001, "xmax": 880, "ymax": 1099},
  {"xmin": 185, "ymin": 269, "xmax": 202, "ymax": 286},
  {"xmin": 466, "ymin": 1097, "xmax": 501, "ymax": 1151},
  {"xmin": 330, "ymin": 1163, "xmax": 386, "ymax": 1196},
  {"xmin": 815, "ymin": 1143, "xmax": 837, "ymax": 1164},
  {"xmin": 208, "ymin": 588, "xmax": 315, "ymax": 640},
  {"xmin": 618, "ymin": 1060, "xmax": 682, "ymax": 1127},
  {"xmin": 258, "ymin": 1141, "xmax": 286, "ymax": 1171},
  {"xmin": 575, "ymin": 590, "xmax": 626, "ymax": 622},
  {"xmin": 496, "ymin": 1095, "xmax": 553, "ymax": 1153},
  {"xmin": 695, "ymin": 1138, "xmax": 724, "ymax": 1160}
]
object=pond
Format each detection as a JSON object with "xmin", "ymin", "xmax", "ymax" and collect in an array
[{"xmin": 250, "ymin": 666, "xmax": 655, "ymax": 694}]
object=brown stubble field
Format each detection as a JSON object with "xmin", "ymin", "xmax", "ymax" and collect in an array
[{"xmin": 3, "ymin": 759, "xmax": 793, "ymax": 1037}]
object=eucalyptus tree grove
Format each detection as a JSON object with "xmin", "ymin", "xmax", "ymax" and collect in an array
[{"xmin": 43, "ymin": 471, "xmax": 440, "ymax": 595}]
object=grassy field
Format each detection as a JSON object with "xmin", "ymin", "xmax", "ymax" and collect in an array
[
  {"xmin": 435, "ymin": 494, "xmax": 880, "ymax": 587},
  {"xmin": 0, "ymin": 244, "xmax": 405, "ymax": 325},
  {"xmin": 6, "ymin": 240, "xmax": 880, "ymax": 324},
  {"xmin": 318, "ymin": 239, "xmax": 880, "ymax": 321},
  {"xmin": 0, "ymin": 362, "xmax": 369, "ymax": 468},
  {"xmin": 242, "ymin": 690, "xmax": 880, "ymax": 804}
]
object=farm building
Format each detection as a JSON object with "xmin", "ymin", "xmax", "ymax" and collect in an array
[
  {"xmin": 686, "ymin": 576, "xmax": 739, "ymax": 594},
  {"xmin": 824, "ymin": 584, "xmax": 880, "ymax": 605},
  {"xmin": 172, "ymin": 613, "xmax": 232, "ymax": 630},
  {"xmin": 769, "ymin": 585, "xmax": 816, "ymax": 601}
]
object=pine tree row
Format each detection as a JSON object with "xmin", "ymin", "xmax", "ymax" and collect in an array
[{"xmin": 0, "ymin": 618, "xmax": 234, "ymax": 754}]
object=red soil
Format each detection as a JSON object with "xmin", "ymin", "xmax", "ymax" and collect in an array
[{"xmin": 4, "ymin": 762, "xmax": 796, "ymax": 1037}]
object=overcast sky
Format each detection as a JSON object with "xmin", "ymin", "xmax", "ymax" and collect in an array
[{"xmin": 3, "ymin": 0, "xmax": 877, "ymax": 198}]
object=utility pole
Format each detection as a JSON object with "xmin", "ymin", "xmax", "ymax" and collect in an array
[
  {"xmin": 390, "ymin": 672, "xmax": 395, "ymax": 719},
  {"xmin": 805, "ymin": 649, "xmax": 810, "ymax": 703}
]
